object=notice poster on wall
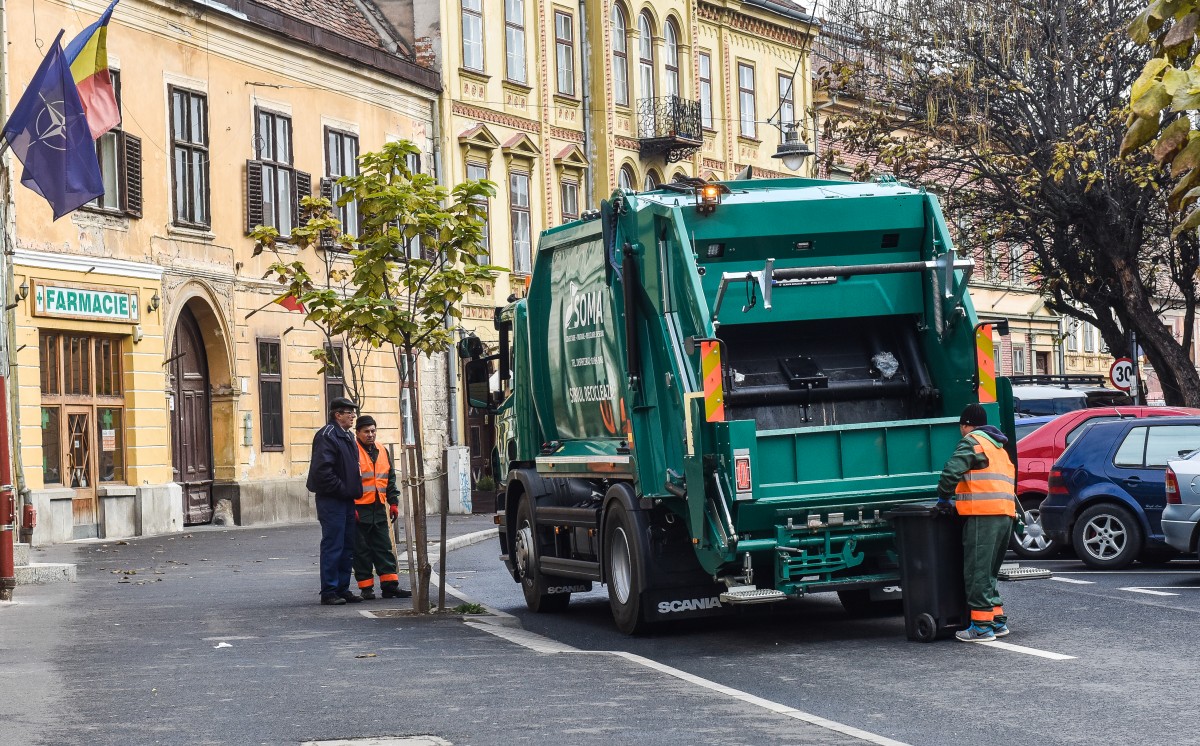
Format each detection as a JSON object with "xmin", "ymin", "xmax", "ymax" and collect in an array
[{"xmin": 102, "ymin": 429, "xmax": 116, "ymax": 451}]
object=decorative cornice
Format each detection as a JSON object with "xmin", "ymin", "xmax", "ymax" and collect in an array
[
  {"xmin": 452, "ymin": 101, "xmax": 541, "ymax": 134},
  {"xmin": 13, "ymin": 248, "xmax": 165, "ymax": 280},
  {"xmin": 550, "ymin": 125, "xmax": 586, "ymax": 143},
  {"xmin": 615, "ymin": 135, "xmax": 640, "ymax": 151},
  {"xmin": 702, "ymin": 157, "xmax": 725, "ymax": 171}
]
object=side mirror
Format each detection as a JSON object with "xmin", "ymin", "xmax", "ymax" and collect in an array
[
  {"xmin": 457, "ymin": 335, "xmax": 485, "ymax": 360},
  {"xmin": 464, "ymin": 357, "xmax": 493, "ymax": 409}
]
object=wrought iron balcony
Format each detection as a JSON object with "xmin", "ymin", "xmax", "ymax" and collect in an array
[{"xmin": 637, "ymin": 95, "xmax": 703, "ymax": 163}]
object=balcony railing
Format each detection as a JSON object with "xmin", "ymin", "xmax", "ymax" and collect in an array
[{"xmin": 637, "ymin": 95, "xmax": 703, "ymax": 162}]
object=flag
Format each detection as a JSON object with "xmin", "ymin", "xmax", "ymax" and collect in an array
[
  {"xmin": 65, "ymin": 0, "xmax": 121, "ymax": 139},
  {"xmin": 275, "ymin": 294, "xmax": 306, "ymax": 313},
  {"xmin": 1, "ymin": 30, "xmax": 104, "ymax": 220}
]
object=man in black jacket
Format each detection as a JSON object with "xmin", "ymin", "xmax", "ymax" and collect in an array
[{"xmin": 307, "ymin": 397, "xmax": 363, "ymax": 605}]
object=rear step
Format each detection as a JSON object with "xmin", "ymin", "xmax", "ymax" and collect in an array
[
  {"xmin": 998, "ymin": 563, "xmax": 1052, "ymax": 581},
  {"xmin": 719, "ymin": 586, "xmax": 788, "ymax": 605}
]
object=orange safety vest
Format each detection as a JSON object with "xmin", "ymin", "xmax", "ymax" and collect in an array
[
  {"xmin": 356, "ymin": 443, "xmax": 390, "ymax": 506},
  {"xmin": 954, "ymin": 431, "xmax": 1017, "ymax": 517}
]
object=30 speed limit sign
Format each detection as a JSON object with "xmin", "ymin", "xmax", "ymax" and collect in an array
[{"xmin": 1109, "ymin": 358, "xmax": 1135, "ymax": 392}]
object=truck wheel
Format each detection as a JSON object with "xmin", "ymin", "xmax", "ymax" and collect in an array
[
  {"xmin": 604, "ymin": 501, "xmax": 647, "ymax": 635},
  {"xmin": 1072, "ymin": 503, "xmax": 1143, "ymax": 570},
  {"xmin": 514, "ymin": 498, "xmax": 570, "ymax": 613}
]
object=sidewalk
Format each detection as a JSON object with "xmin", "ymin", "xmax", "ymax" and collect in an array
[{"xmin": 1, "ymin": 518, "xmax": 866, "ymax": 746}]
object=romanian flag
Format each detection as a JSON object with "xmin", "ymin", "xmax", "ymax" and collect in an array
[
  {"xmin": 64, "ymin": 0, "xmax": 121, "ymax": 140},
  {"xmin": 275, "ymin": 295, "xmax": 306, "ymax": 313}
]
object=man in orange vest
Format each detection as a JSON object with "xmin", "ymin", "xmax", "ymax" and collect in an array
[
  {"xmin": 352, "ymin": 415, "xmax": 411, "ymax": 600},
  {"xmin": 936, "ymin": 403, "xmax": 1017, "ymax": 642}
]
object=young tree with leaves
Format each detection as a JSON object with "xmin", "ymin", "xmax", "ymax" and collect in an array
[
  {"xmin": 820, "ymin": 0, "xmax": 1200, "ymax": 404},
  {"xmin": 253, "ymin": 140, "xmax": 497, "ymax": 612}
]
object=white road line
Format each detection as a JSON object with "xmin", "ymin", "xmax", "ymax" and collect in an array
[
  {"xmin": 977, "ymin": 640, "xmax": 1076, "ymax": 660},
  {"xmin": 1120, "ymin": 587, "xmax": 1181, "ymax": 596},
  {"xmin": 465, "ymin": 620, "xmax": 912, "ymax": 746},
  {"xmin": 1050, "ymin": 577, "xmax": 1094, "ymax": 584}
]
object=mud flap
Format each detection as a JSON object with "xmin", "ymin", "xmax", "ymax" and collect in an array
[{"xmin": 642, "ymin": 584, "xmax": 733, "ymax": 623}]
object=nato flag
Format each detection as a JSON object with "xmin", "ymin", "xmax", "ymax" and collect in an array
[{"xmin": 1, "ymin": 30, "xmax": 103, "ymax": 220}]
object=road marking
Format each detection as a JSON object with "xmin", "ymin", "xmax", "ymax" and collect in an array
[
  {"xmin": 465, "ymin": 620, "xmax": 912, "ymax": 746},
  {"xmin": 1120, "ymin": 587, "xmax": 1180, "ymax": 596},
  {"xmin": 978, "ymin": 640, "xmax": 1076, "ymax": 660},
  {"xmin": 1050, "ymin": 577, "xmax": 1094, "ymax": 584}
]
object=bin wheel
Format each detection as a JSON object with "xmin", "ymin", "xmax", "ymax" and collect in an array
[{"xmin": 914, "ymin": 613, "xmax": 938, "ymax": 643}]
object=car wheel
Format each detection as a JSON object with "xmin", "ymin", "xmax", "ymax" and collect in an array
[
  {"xmin": 1009, "ymin": 495, "xmax": 1061, "ymax": 559},
  {"xmin": 514, "ymin": 498, "xmax": 571, "ymax": 613},
  {"xmin": 1071, "ymin": 503, "xmax": 1144, "ymax": 570}
]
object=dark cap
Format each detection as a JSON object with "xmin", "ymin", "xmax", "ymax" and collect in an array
[
  {"xmin": 355, "ymin": 415, "xmax": 377, "ymax": 431},
  {"xmin": 959, "ymin": 403, "xmax": 987, "ymax": 427},
  {"xmin": 329, "ymin": 396, "xmax": 358, "ymax": 413}
]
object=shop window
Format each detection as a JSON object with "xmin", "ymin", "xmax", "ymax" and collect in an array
[
  {"xmin": 258, "ymin": 339, "xmax": 284, "ymax": 451},
  {"xmin": 38, "ymin": 332, "xmax": 124, "ymax": 486},
  {"xmin": 86, "ymin": 70, "xmax": 143, "ymax": 218},
  {"xmin": 169, "ymin": 86, "xmax": 210, "ymax": 228}
]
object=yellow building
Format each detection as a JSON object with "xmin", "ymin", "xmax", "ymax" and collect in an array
[{"xmin": 4, "ymin": 0, "xmax": 441, "ymax": 543}]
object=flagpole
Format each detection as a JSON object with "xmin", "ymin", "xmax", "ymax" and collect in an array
[{"xmin": 244, "ymin": 298, "xmax": 276, "ymax": 320}]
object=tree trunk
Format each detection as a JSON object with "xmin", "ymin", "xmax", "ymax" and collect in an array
[
  {"xmin": 1112, "ymin": 265, "xmax": 1200, "ymax": 407},
  {"xmin": 396, "ymin": 348, "xmax": 431, "ymax": 613}
]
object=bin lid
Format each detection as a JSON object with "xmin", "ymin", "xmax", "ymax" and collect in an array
[{"xmin": 881, "ymin": 502, "xmax": 940, "ymax": 519}]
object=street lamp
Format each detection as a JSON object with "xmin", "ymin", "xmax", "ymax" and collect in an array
[{"xmin": 771, "ymin": 122, "xmax": 814, "ymax": 172}]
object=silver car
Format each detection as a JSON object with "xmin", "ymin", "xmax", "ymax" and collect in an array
[{"xmin": 1163, "ymin": 451, "xmax": 1200, "ymax": 557}]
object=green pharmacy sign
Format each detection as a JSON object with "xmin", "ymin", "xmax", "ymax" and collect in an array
[{"xmin": 34, "ymin": 283, "xmax": 138, "ymax": 322}]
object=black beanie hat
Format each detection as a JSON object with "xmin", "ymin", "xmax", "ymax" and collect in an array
[
  {"xmin": 959, "ymin": 403, "xmax": 987, "ymax": 427},
  {"xmin": 355, "ymin": 415, "xmax": 377, "ymax": 431}
]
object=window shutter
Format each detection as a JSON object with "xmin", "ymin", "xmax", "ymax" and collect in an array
[
  {"xmin": 294, "ymin": 170, "xmax": 311, "ymax": 230},
  {"xmin": 246, "ymin": 160, "xmax": 264, "ymax": 235},
  {"xmin": 121, "ymin": 133, "xmax": 143, "ymax": 218},
  {"xmin": 319, "ymin": 178, "xmax": 336, "ymax": 250}
]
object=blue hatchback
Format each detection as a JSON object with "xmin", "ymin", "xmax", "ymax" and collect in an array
[{"xmin": 1040, "ymin": 416, "xmax": 1200, "ymax": 569}]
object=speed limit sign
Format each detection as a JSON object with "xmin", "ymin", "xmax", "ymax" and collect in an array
[{"xmin": 1110, "ymin": 357, "xmax": 1135, "ymax": 391}]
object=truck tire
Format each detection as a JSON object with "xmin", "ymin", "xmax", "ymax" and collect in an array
[
  {"xmin": 604, "ymin": 500, "xmax": 647, "ymax": 635},
  {"xmin": 514, "ymin": 498, "xmax": 571, "ymax": 613}
]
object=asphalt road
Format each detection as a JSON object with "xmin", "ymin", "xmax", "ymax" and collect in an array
[{"xmin": 448, "ymin": 538, "xmax": 1200, "ymax": 746}]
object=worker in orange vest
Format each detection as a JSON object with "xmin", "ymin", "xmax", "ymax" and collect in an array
[
  {"xmin": 936, "ymin": 403, "xmax": 1017, "ymax": 643},
  {"xmin": 352, "ymin": 415, "xmax": 411, "ymax": 600}
]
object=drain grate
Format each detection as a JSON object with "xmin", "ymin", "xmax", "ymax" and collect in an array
[{"xmin": 998, "ymin": 566, "xmax": 1052, "ymax": 581}]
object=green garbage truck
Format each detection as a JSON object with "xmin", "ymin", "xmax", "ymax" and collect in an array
[{"xmin": 460, "ymin": 176, "xmax": 1012, "ymax": 634}]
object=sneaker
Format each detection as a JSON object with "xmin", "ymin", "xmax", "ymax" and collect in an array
[
  {"xmin": 955, "ymin": 624, "xmax": 996, "ymax": 643},
  {"xmin": 359, "ymin": 588, "xmax": 376, "ymax": 601},
  {"xmin": 339, "ymin": 592, "xmax": 364, "ymax": 603},
  {"xmin": 992, "ymin": 622, "xmax": 1010, "ymax": 638},
  {"xmin": 382, "ymin": 586, "xmax": 412, "ymax": 599},
  {"xmin": 320, "ymin": 595, "xmax": 347, "ymax": 606}
]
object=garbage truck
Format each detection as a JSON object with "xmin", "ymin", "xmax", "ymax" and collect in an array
[{"xmin": 460, "ymin": 176, "xmax": 1013, "ymax": 634}]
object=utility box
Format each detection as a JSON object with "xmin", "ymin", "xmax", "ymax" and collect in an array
[{"xmin": 445, "ymin": 445, "xmax": 472, "ymax": 514}]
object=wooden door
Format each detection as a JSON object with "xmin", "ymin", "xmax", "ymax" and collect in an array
[
  {"xmin": 66, "ymin": 407, "xmax": 97, "ymax": 532},
  {"xmin": 170, "ymin": 307, "xmax": 214, "ymax": 524}
]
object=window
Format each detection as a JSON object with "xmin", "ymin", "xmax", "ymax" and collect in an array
[
  {"xmin": 462, "ymin": 0, "xmax": 483, "ymax": 71},
  {"xmin": 618, "ymin": 164, "xmax": 635, "ymax": 191},
  {"xmin": 778, "ymin": 72, "xmax": 795, "ymax": 142},
  {"xmin": 170, "ymin": 87, "xmax": 209, "ymax": 228},
  {"xmin": 1009, "ymin": 244, "xmax": 1023, "ymax": 284},
  {"xmin": 400, "ymin": 354, "xmax": 417, "ymax": 446},
  {"xmin": 86, "ymin": 71, "xmax": 142, "ymax": 217},
  {"xmin": 326, "ymin": 129, "xmax": 360, "ymax": 237},
  {"xmin": 664, "ymin": 21, "xmax": 680, "ymax": 98},
  {"xmin": 699, "ymin": 52, "xmax": 713, "ymax": 129},
  {"xmin": 1114, "ymin": 426, "xmax": 1147, "ymax": 467},
  {"xmin": 555, "ymin": 11, "xmax": 575, "ymax": 96},
  {"xmin": 1067, "ymin": 321, "xmax": 1079, "ymax": 352},
  {"xmin": 258, "ymin": 340, "xmax": 283, "ymax": 451},
  {"xmin": 638, "ymin": 13, "xmax": 655, "ymax": 100},
  {"xmin": 612, "ymin": 5, "xmax": 629, "ymax": 106},
  {"xmin": 1144, "ymin": 425, "xmax": 1200, "ymax": 467},
  {"xmin": 38, "ymin": 332, "xmax": 124, "ymax": 486},
  {"xmin": 561, "ymin": 180, "xmax": 579, "ymax": 223},
  {"xmin": 467, "ymin": 162, "xmax": 490, "ymax": 262},
  {"xmin": 1012, "ymin": 344, "xmax": 1026, "ymax": 374},
  {"xmin": 643, "ymin": 171, "xmax": 660, "ymax": 191},
  {"xmin": 510, "ymin": 171, "xmax": 532, "ymax": 273},
  {"xmin": 1066, "ymin": 416, "xmax": 1121, "ymax": 447},
  {"xmin": 324, "ymin": 343, "xmax": 345, "ymax": 408},
  {"xmin": 985, "ymin": 245, "xmax": 999, "ymax": 281},
  {"xmin": 1083, "ymin": 324, "xmax": 1095, "ymax": 353},
  {"xmin": 253, "ymin": 109, "xmax": 295, "ymax": 237},
  {"xmin": 738, "ymin": 63, "xmax": 757, "ymax": 138},
  {"xmin": 505, "ymin": 0, "xmax": 526, "ymax": 83}
]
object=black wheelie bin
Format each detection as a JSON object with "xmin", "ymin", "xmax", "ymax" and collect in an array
[{"xmin": 884, "ymin": 502, "xmax": 968, "ymax": 642}]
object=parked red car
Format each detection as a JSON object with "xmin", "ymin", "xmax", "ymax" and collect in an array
[{"xmin": 1013, "ymin": 405, "xmax": 1200, "ymax": 558}]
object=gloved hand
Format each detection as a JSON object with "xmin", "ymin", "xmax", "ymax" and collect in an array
[
  {"xmin": 389, "ymin": 504, "xmax": 399, "ymax": 519},
  {"xmin": 935, "ymin": 498, "xmax": 954, "ymax": 516}
]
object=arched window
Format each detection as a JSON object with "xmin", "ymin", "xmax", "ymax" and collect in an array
[
  {"xmin": 618, "ymin": 164, "xmax": 636, "ymax": 191},
  {"xmin": 664, "ymin": 20, "xmax": 680, "ymax": 98},
  {"xmin": 638, "ymin": 12, "xmax": 655, "ymax": 100},
  {"xmin": 612, "ymin": 5, "xmax": 629, "ymax": 107},
  {"xmin": 643, "ymin": 170, "xmax": 660, "ymax": 191}
]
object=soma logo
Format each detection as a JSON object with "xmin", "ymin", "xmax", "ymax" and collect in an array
[{"xmin": 657, "ymin": 596, "xmax": 723, "ymax": 613}]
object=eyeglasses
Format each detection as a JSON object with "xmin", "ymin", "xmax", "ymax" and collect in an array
[{"xmin": 334, "ymin": 409, "xmax": 356, "ymax": 415}]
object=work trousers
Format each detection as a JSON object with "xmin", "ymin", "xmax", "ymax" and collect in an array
[
  {"xmin": 963, "ymin": 514, "xmax": 1014, "ymax": 626},
  {"xmin": 316, "ymin": 496, "xmax": 356, "ymax": 599},
  {"xmin": 353, "ymin": 502, "xmax": 400, "ymax": 590}
]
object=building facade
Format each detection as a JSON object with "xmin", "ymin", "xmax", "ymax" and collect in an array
[{"xmin": 5, "ymin": 0, "xmax": 443, "ymax": 543}]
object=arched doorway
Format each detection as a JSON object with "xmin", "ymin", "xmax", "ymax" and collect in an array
[{"xmin": 170, "ymin": 306, "xmax": 214, "ymax": 524}]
